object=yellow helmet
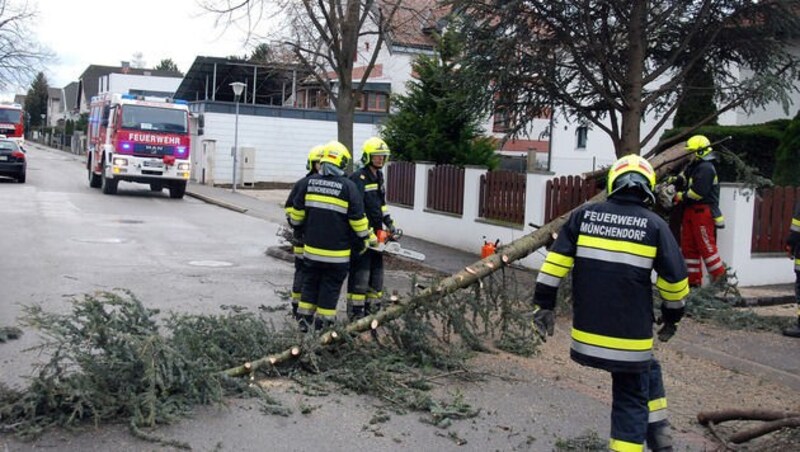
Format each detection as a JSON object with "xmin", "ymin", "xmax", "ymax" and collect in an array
[
  {"xmin": 606, "ymin": 154, "xmax": 656, "ymax": 202},
  {"xmin": 320, "ymin": 140, "xmax": 351, "ymax": 169},
  {"xmin": 686, "ymin": 135, "xmax": 712, "ymax": 158},
  {"xmin": 306, "ymin": 145, "xmax": 325, "ymax": 171},
  {"xmin": 361, "ymin": 137, "xmax": 391, "ymax": 165}
]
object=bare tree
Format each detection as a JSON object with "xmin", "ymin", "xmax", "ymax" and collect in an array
[
  {"xmin": 201, "ymin": 0, "xmax": 413, "ymax": 156},
  {"xmin": 454, "ymin": 0, "xmax": 800, "ymax": 157},
  {"xmin": 0, "ymin": 0, "xmax": 51, "ymax": 93}
]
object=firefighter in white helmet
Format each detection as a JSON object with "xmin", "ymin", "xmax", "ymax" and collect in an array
[
  {"xmin": 346, "ymin": 136, "xmax": 397, "ymax": 319},
  {"xmin": 289, "ymin": 141, "xmax": 376, "ymax": 330},
  {"xmin": 531, "ymin": 154, "xmax": 689, "ymax": 452},
  {"xmin": 284, "ymin": 145, "xmax": 324, "ymax": 322}
]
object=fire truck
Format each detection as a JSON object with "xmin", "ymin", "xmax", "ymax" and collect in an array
[
  {"xmin": 0, "ymin": 103, "xmax": 25, "ymax": 146},
  {"xmin": 86, "ymin": 93, "xmax": 191, "ymax": 198}
]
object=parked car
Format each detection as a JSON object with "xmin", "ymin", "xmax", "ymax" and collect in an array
[{"xmin": 0, "ymin": 138, "xmax": 26, "ymax": 183}]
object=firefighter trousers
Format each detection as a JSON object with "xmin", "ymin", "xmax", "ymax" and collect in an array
[
  {"xmin": 347, "ymin": 249, "xmax": 384, "ymax": 316},
  {"xmin": 680, "ymin": 204, "xmax": 725, "ymax": 286},
  {"xmin": 609, "ymin": 359, "xmax": 670, "ymax": 452},
  {"xmin": 299, "ymin": 261, "xmax": 348, "ymax": 325},
  {"xmin": 290, "ymin": 255, "xmax": 305, "ymax": 317}
]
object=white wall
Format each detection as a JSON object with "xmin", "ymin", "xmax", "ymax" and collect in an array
[
  {"xmin": 104, "ymin": 73, "xmax": 182, "ymax": 96},
  {"xmin": 202, "ymin": 111, "xmax": 379, "ymax": 184},
  {"xmin": 389, "ymin": 162, "xmax": 550, "ymax": 270},
  {"xmin": 717, "ymin": 183, "xmax": 794, "ymax": 286}
]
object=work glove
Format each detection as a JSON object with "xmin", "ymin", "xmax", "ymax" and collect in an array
[
  {"xmin": 665, "ymin": 174, "xmax": 686, "ymax": 190},
  {"xmin": 531, "ymin": 306, "xmax": 555, "ymax": 342},
  {"xmin": 787, "ymin": 244, "xmax": 795, "ymax": 259},
  {"xmin": 657, "ymin": 303, "xmax": 682, "ymax": 343},
  {"xmin": 368, "ymin": 231, "xmax": 379, "ymax": 247},
  {"xmin": 388, "ymin": 223, "xmax": 397, "ymax": 235},
  {"xmin": 672, "ymin": 191, "xmax": 684, "ymax": 205}
]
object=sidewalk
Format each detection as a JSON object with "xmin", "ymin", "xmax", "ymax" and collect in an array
[{"xmin": 186, "ymin": 183, "xmax": 794, "ymax": 305}]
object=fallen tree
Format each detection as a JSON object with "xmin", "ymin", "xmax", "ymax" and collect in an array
[
  {"xmin": 224, "ymin": 143, "xmax": 692, "ymax": 377},
  {"xmin": 698, "ymin": 409, "xmax": 800, "ymax": 445}
]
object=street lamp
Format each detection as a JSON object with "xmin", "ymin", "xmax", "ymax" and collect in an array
[{"xmin": 230, "ymin": 82, "xmax": 246, "ymax": 192}]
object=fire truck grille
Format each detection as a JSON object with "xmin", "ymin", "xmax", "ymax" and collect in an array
[{"xmin": 133, "ymin": 143, "xmax": 174, "ymax": 157}]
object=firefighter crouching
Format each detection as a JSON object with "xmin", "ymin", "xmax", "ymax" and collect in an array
[
  {"xmin": 284, "ymin": 144, "xmax": 324, "ymax": 321},
  {"xmin": 784, "ymin": 201, "xmax": 800, "ymax": 338},
  {"xmin": 289, "ymin": 141, "xmax": 377, "ymax": 331},
  {"xmin": 347, "ymin": 137, "xmax": 397, "ymax": 320},
  {"xmin": 531, "ymin": 155, "xmax": 689, "ymax": 452},
  {"xmin": 671, "ymin": 135, "xmax": 725, "ymax": 287}
]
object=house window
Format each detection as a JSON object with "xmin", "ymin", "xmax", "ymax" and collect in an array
[
  {"xmin": 576, "ymin": 125, "xmax": 588, "ymax": 149},
  {"xmin": 366, "ymin": 92, "xmax": 387, "ymax": 112},
  {"xmin": 493, "ymin": 108, "xmax": 510, "ymax": 132}
]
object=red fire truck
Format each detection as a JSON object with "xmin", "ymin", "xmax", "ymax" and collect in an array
[
  {"xmin": 86, "ymin": 93, "xmax": 191, "ymax": 198},
  {"xmin": 0, "ymin": 103, "xmax": 25, "ymax": 146}
]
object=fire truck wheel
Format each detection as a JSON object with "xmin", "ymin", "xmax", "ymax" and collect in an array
[
  {"xmin": 150, "ymin": 183, "xmax": 163, "ymax": 192},
  {"xmin": 169, "ymin": 181, "xmax": 186, "ymax": 199},
  {"xmin": 88, "ymin": 156, "xmax": 101, "ymax": 188},
  {"xmin": 101, "ymin": 167, "xmax": 118, "ymax": 195}
]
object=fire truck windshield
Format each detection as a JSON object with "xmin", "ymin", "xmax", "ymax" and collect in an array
[
  {"xmin": 121, "ymin": 105, "xmax": 187, "ymax": 134},
  {"xmin": 0, "ymin": 109, "xmax": 22, "ymax": 123}
]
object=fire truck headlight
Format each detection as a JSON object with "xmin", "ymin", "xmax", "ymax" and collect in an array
[
  {"xmin": 113, "ymin": 158, "xmax": 128, "ymax": 166},
  {"xmin": 177, "ymin": 163, "xmax": 190, "ymax": 171}
]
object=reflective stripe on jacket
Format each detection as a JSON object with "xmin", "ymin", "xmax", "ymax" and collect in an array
[
  {"xmin": 351, "ymin": 166, "xmax": 393, "ymax": 231},
  {"xmin": 291, "ymin": 174, "xmax": 369, "ymax": 264},
  {"xmin": 533, "ymin": 194, "xmax": 688, "ymax": 373}
]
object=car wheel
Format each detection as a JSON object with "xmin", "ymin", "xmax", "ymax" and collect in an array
[
  {"xmin": 169, "ymin": 180, "xmax": 186, "ymax": 199},
  {"xmin": 150, "ymin": 183, "xmax": 163, "ymax": 192},
  {"xmin": 17, "ymin": 171, "xmax": 25, "ymax": 184},
  {"xmin": 101, "ymin": 161, "xmax": 118, "ymax": 195},
  {"xmin": 88, "ymin": 155, "xmax": 101, "ymax": 188}
]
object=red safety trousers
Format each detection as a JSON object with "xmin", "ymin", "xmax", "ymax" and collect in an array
[{"xmin": 681, "ymin": 204, "xmax": 725, "ymax": 286}]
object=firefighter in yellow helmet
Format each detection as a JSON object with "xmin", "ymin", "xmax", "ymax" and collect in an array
[
  {"xmin": 672, "ymin": 135, "xmax": 725, "ymax": 287},
  {"xmin": 346, "ymin": 137, "xmax": 397, "ymax": 319},
  {"xmin": 289, "ymin": 140, "xmax": 376, "ymax": 330},
  {"xmin": 784, "ymin": 200, "xmax": 800, "ymax": 338},
  {"xmin": 531, "ymin": 154, "xmax": 689, "ymax": 451},
  {"xmin": 283, "ymin": 144, "xmax": 324, "ymax": 321}
]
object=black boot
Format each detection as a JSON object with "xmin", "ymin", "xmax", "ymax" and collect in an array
[
  {"xmin": 290, "ymin": 302, "xmax": 298, "ymax": 319},
  {"xmin": 298, "ymin": 314, "xmax": 313, "ymax": 333},
  {"xmin": 314, "ymin": 317, "xmax": 334, "ymax": 331},
  {"xmin": 349, "ymin": 305, "xmax": 365, "ymax": 322},
  {"xmin": 647, "ymin": 421, "xmax": 674, "ymax": 452},
  {"xmin": 783, "ymin": 317, "xmax": 800, "ymax": 338}
]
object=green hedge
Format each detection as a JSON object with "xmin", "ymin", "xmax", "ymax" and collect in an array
[{"xmin": 661, "ymin": 120, "xmax": 790, "ymax": 183}]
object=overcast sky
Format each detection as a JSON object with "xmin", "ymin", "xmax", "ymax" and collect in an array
[{"xmin": 9, "ymin": 0, "xmax": 259, "ymax": 99}]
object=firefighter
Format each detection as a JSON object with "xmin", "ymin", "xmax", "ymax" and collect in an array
[
  {"xmin": 784, "ymin": 201, "xmax": 800, "ymax": 338},
  {"xmin": 284, "ymin": 144, "xmax": 324, "ymax": 321},
  {"xmin": 346, "ymin": 137, "xmax": 397, "ymax": 320},
  {"xmin": 531, "ymin": 154, "xmax": 689, "ymax": 452},
  {"xmin": 672, "ymin": 135, "xmax": 726, "ymax": 287},
  {"xmin": 289, "ymin": 141, "xmax": 377, "ymax": 330}
]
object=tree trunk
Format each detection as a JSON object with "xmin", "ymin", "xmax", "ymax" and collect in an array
[
  {"xmin": 222, "ymin": 144, "xmax": 688, "ymax": 377},
  {"xmin": 619, "ymin": 0, "xmax": 647, "ymax": 157},
  {"xmin": 698, "ymin": 409, "xmax": 800, "ymax": 425}
]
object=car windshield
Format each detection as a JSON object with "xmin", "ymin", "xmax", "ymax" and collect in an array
[
  {"xmin": 0, "ymin": 140, "xmax": 19, "ymax": 151},
  {"xmin": 0, "ymin": 109, "xmax": 21, "ymax": 123},
  {"xmin": 121, "ymin": 105, "xmax": 187, "ymax": 134}
]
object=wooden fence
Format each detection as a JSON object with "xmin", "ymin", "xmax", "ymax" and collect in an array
[
  {"xmin": 386, "ymin": 161, "xmax": 416, "ymax": 207},
  {"xmin": 427, "ymin": 165, "xmax": 464, "ymax": 215},
  {"xmin": 752, "ymin": 186, "xmax": 799, "ymax": 253},
  {"xmin": 544, "ymin": 175, "xmax": 601, "ymax": 223},
  {"xmin": 479, "ymin": 170, "xmax": 526, "ymax": 224}
]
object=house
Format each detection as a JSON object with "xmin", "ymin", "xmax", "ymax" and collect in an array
[
  {"xmin": 46, "ymin": 87, "xmax": 64, "ymax": 128},
  {"xmin": 174, "ymin": 56, "xmax": 386, "ymax": 186},
  {"xmin": 75, "ymin": 63, "xmax": 183, "ymax": 114}
]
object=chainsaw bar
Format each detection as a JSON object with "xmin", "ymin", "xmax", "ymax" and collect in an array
[{"xmin": 370, "ymin": 242, "xmax": 426, "ymax": 261}]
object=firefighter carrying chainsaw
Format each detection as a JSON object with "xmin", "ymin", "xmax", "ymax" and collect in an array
[
  {"xmin": 531, "ymin": 154, "xmax": 689, "ymax": 452},
  {"xmin": 666, "ymin": 135, "xmax": 726, "ymax": 287},
  {"xmin": 289, "ymin": 141, "xmax": 376, "ymax": 331},
  {"xmin": 347, "ymin": 137, "xmax": 398, "ymax": 320}
]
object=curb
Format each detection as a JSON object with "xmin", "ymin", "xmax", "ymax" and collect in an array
[
  {"xmin": 185, "ymin": 191, "xmax": 249, "ymax": 214},
  {"xmin": 737, "ymin": 294, "xmax": 796, "ymax": 307}
]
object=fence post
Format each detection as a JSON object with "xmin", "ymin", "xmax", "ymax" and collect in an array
[
  {"xmin": 717, "ymin": 183, "xmax": 751, "ymax": 278},
  {"xmin": 463, "ymin": 165, "xmax": 486, "ymax": 222},
  {"xmin": 525, "ymin": 170, "xmax": 554, "ymax": 229},
  {"xmin": 414, "ymin": 162, "xmax": 433, "ymax": 213}
]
